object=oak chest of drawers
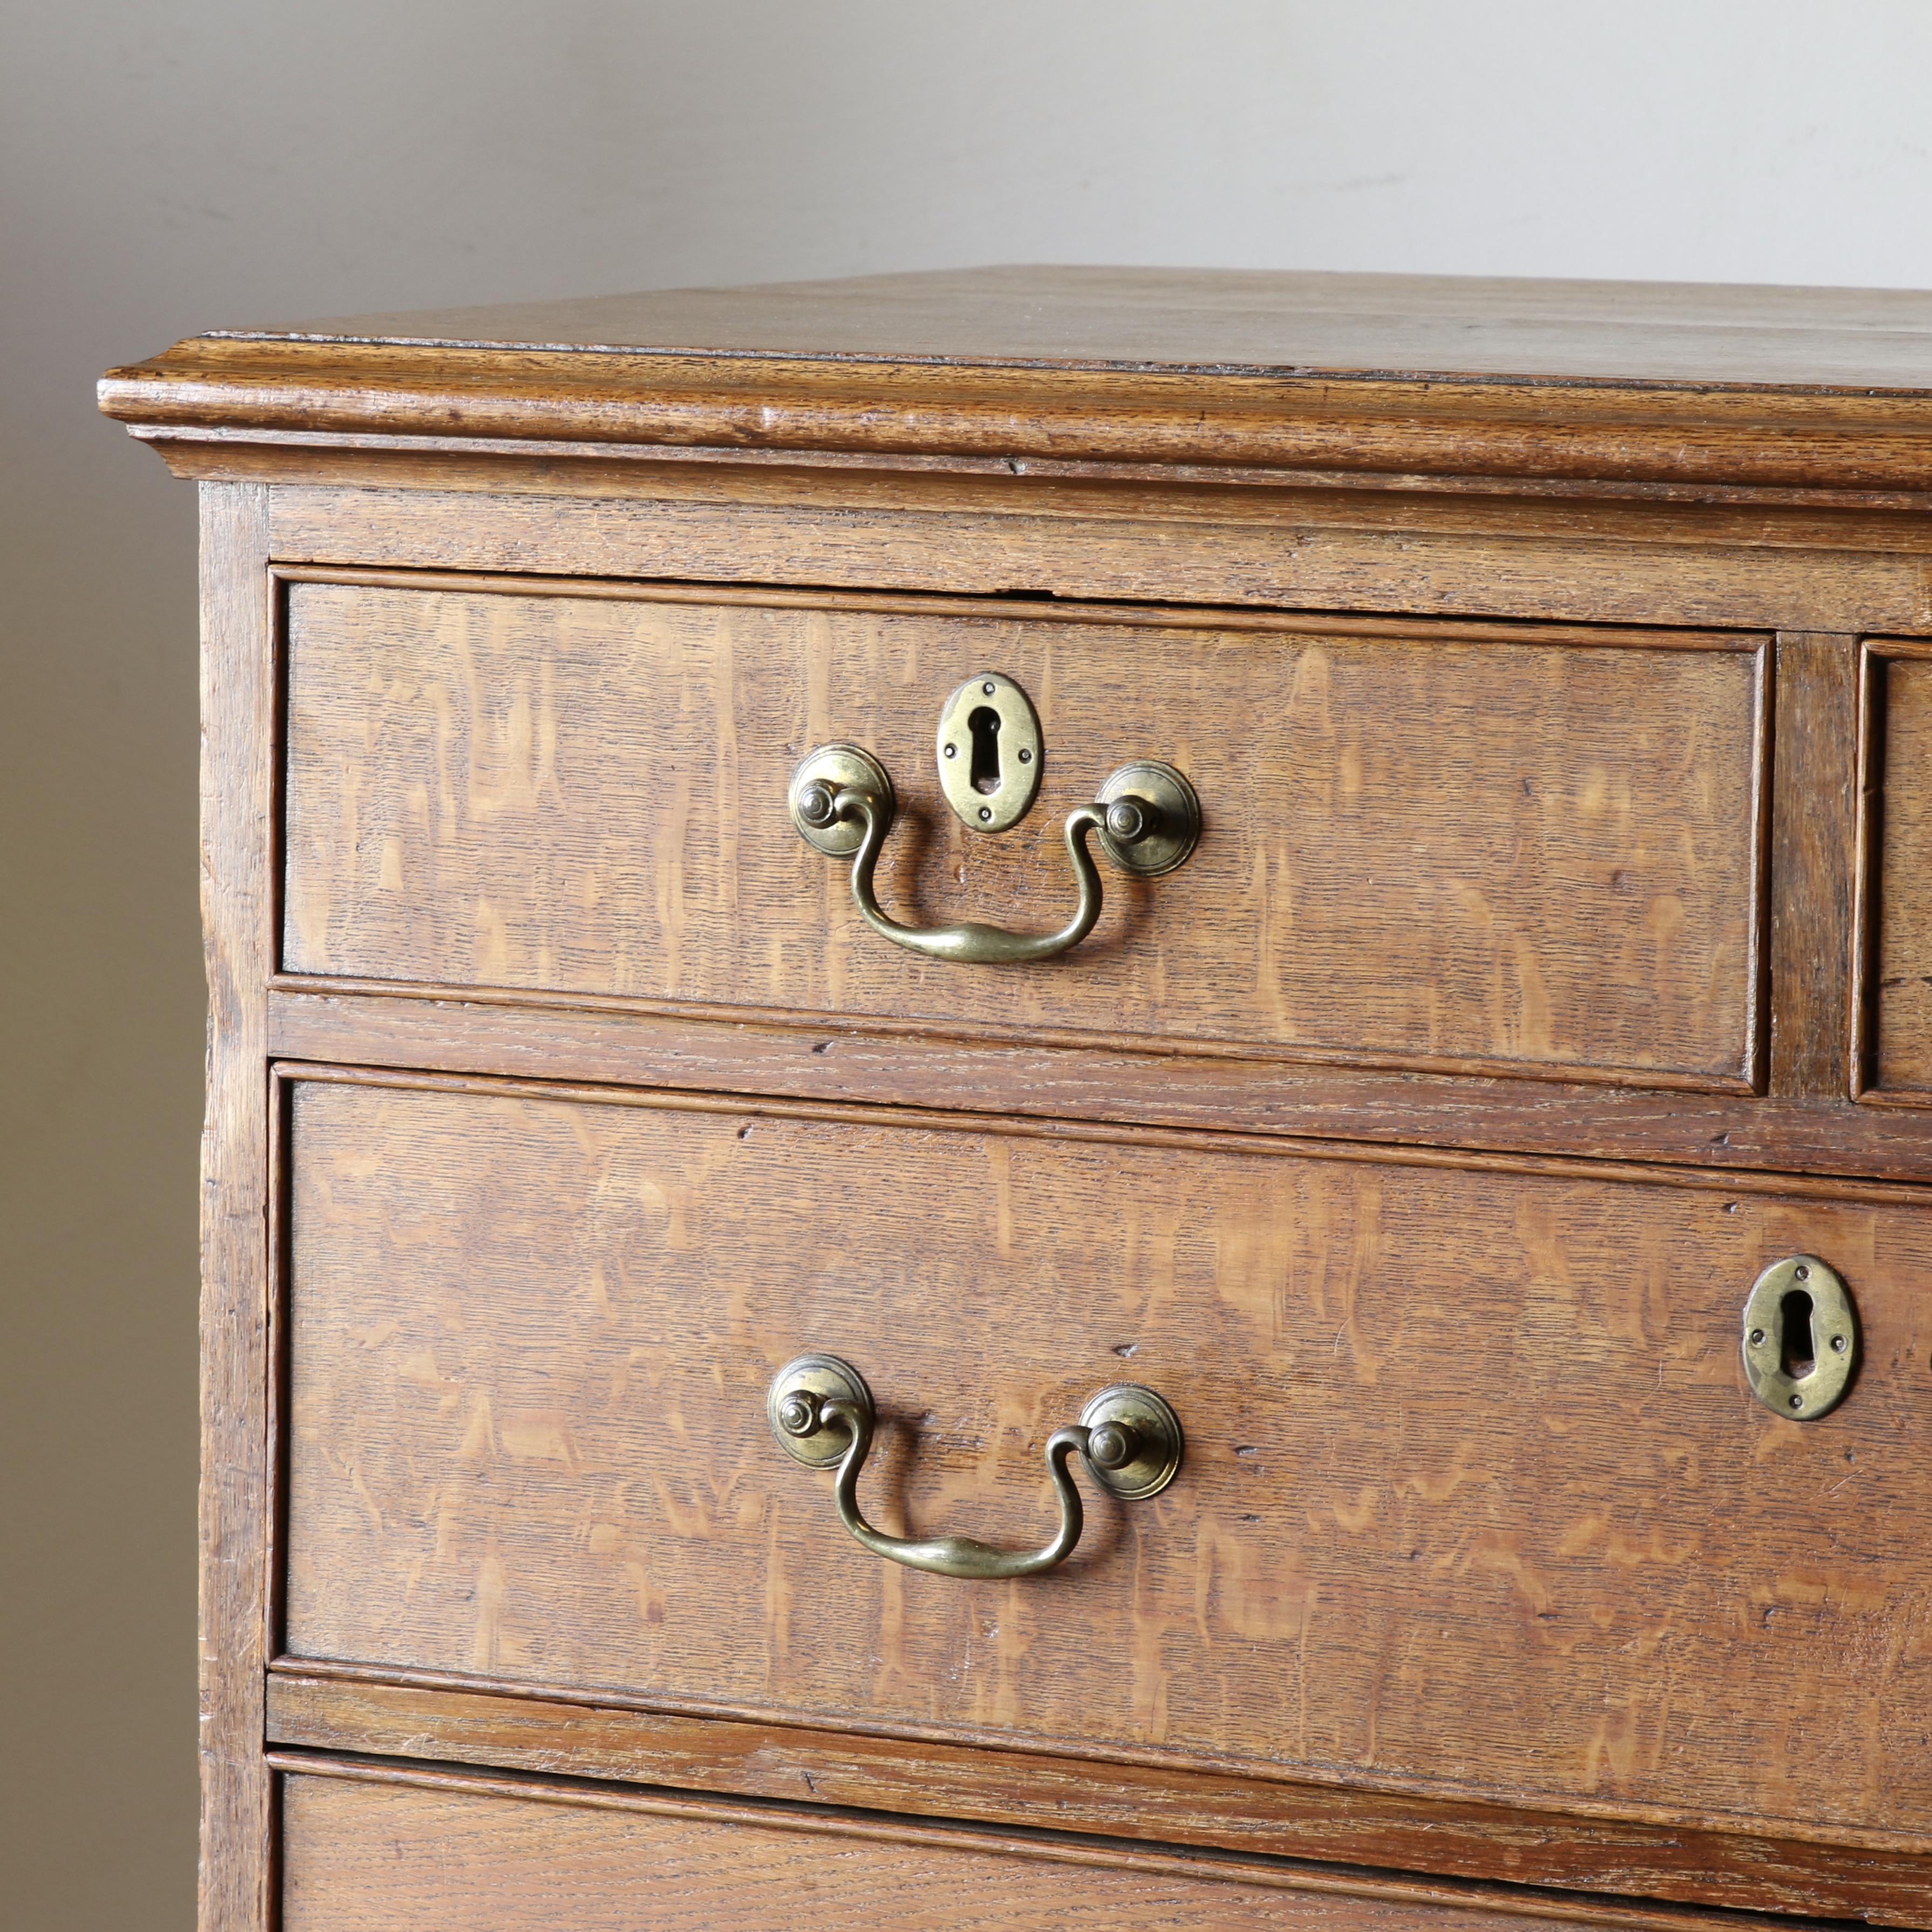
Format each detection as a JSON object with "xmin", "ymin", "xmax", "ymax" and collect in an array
[{"xmin": 102, "ymin": 267, "xmax": 1932, "ymax": 1931}]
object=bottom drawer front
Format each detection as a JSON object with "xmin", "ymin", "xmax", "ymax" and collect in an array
[
  {"xmin": 284, "ymin": 1071, "xmax": 1932, "ymax": 1844},
  {"xmin": 279, "ymin": 1766, "xmax": 1626, "ymax": 1932},
  {"xmin": 266, "ymin": 1676, "xmax": 1932, "ymax": 1926}
]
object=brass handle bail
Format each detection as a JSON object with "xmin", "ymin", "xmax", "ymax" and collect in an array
[
  {"xmin": 767, "ymin": 1354, "xmax": 1182, "ymax": 1580},
  {"xmin": 788, "ymin": 745, "xmax": 1199, "ymax": 967}
]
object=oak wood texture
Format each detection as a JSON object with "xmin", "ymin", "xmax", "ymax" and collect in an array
[
  {"xmin": 204, "ymin": 266, "xmax": 1932, "ymax": 384},
  {"xmin": 274, "ymin": 1756, "xmax": 1892, "ymax": 1932},
  {"xmin": 125, "ymin": 426, "xmax": 1932, "ymax": 527},
  {"xmin": 260, "ymin": 479, "xmax": 1932, "ymax": 635},
  {"xmin": 281, "ymin": 1068, "xmax": 1932, "ymax": 1845},
  {"xmin": 265, "ymin": 1676, "xmax": 1932, "ymax": 1924},
  {"xmin": 96, "ymin": 267, "xmax": 1932, "ymax": 498},
  {"xmin": 131, "ymin": 410, "xmax": 1932, "ymax": 592},
  {"xmin": 280, "ymin": 574, "xmax": 1765, "ymax": 1090},
  {"xmin": 198, "ymin": 484, "xmax": 278, "ymax": 1931},
  {"xmin": 1767, "ymin": 636, "xmax": 1861, "ymax": 1097},
  {"xmin": 115, "ymin": 272, "xmax": 1932, "ymax": 1932},
  {"xmin": 270, "ymin": 985, "xmax": 1932, "ymax": 1184},
  {"xmin": 1867, "ymin": 641, "xmax": 1932, "ymax": 1100}
]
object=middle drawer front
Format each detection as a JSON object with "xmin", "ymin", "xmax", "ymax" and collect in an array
[
  {"xmin": 281, "ymin": 579, "xmax": 1766, "ymax": 1089},
  {"xmin": 283, "ymin": 1070, "xmax": 1932, "ymax": 1842}
]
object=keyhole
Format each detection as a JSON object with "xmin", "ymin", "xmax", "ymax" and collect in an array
[
  {"xmin": 967, "ymin": 706, "xmax": 1002, "ymax": 794},
  {"xmin": 1780, "ymin": 1289, "xmax": 1816, "ymax": 1380}
]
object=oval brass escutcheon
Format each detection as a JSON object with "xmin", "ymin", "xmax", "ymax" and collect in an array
[
  {"xmin": 1741, "ymin": 1254, "xmax": 1858, "ymax": 1421},
  {"xmin": 936, "ymin": 672, "xmax": 1042, "ymax": 833}
]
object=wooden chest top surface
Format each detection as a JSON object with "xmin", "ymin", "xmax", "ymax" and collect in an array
[
  {"xmin": 172, "ymin": 264, "xmax": 1932, "ymax": 389},
  {"xmin": 98, "ymin": 266, "xmax": 1932, "ymax": 498}
]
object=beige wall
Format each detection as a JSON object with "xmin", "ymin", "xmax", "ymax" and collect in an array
[{"xmin": 4, "ymin": 2, "xmax": 1928, "ymax": 1922}]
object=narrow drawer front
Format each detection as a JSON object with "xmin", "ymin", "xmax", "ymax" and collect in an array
[
  {"xmin": 280, "ymin": 1768, "xmax": 1574, "ymax": 1932},
  {"xmin": 1872, "ymin": 646, "xmax": 1932, "ymax": 1098},
  {"xmin": 281, "ymin": 580, "xmax": 1765, "ymax": 1089},
  {"xmin": 283, "ymin": 1073, "xmax": 1932, "ymax": 1842}
]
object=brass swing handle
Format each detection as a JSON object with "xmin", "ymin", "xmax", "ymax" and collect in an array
[
  {"xmin": 788, "ymin": 747, "xmax": 1199, "ymax": 967},
  {"xmin": 767, "ymin": 1354, "xmax": 1183, "ymax": 1581}
]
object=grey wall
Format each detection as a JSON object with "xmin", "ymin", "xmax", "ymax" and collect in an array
[{"xmin": 4, "ymin": 3, "xmax": 1928, "ymax": 1922}]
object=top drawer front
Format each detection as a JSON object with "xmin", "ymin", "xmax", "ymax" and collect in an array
[{"xmin": 282, "ymin": 577, "xmax": 1765, "ymax": 1088}]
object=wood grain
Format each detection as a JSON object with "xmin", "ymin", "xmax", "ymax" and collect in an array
[
  {"xmin": 1871, "ymin": 647, "xmax": 1932, "ymax": 1097},
  {"xmin": 271, "ymin": 1061, "xmax": 1932, "ymax": 1208},
  {"xmin": 281, "ymin": 1070, "xmax": 1932, "ymax": 1840},
  {"xmin": 198, "ymin": 265, "xmax": 1932, "ymax": 388},
  {"xmin": 94, "ymin": 267, "xmax": 1932, "ymax": 498},
  {"xmin": 278, "ymin": 566, "xmax": 1763, "ymax": 647},
  {"xmin": 262, "ymin": 483, "xmax": 1932, "ymax": 634},
  {"xmin": 267, "ymin": 985, "xmax": 1932, "ymax": 1184},
  {"xmin": 265, "ymin": 1676, "xmax": 1932, "ymax": 1923},
  {"xmin": 274, "ymin": 1756, "xmax": 1886, "ymax": 1932},
  {"xmin": 130, "ymin": 272, "xmax": 1932, "ymax": 1930},
  {"xmin": 128, "ymin": 427, "xmax": 1932, "ymax": 523},
  {"xmin": 280, "ymin": 578, "xmax": 1764, "ymax": 1088},
  {"xmin": 198, "ymin": 483, "xmax": 277, "ymax": 1930},
  {"xmin": 1767, "ymin": 636, "xmax": 1860, "ymax": 1097},
  {"xmin": 99, "ymin": 340, "xmax": 1932, "ymax": 494}
]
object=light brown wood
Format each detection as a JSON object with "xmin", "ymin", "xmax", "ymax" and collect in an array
[
  {"xmin": 126, "ymin": 426, "xmax": 1932, "ymax": 527},
  {"xmin": 280, "ymin": 576, "xmax": 1765, "ymax": 1089},
  {"xmin": 275, "ymin": 1757, "xmax": 1872, "ymax": 1932},
  {"xmin": 113, "ymin": 272, "xmax": 1932, "ymax": 1932},
  {"xmin": 193, "ymin": 266, "xmax": 1932, "ymax": 387},
  {"xmin": 100, "ymin": 336, "xmax": 1932, "ymax": 491},
  {"xmin": 269, "ymin": 984, "xmax": 1932, "ymax": 1182},
  {"xmin": 1869, "ymin": 643, "xmax": 1932, "ymax": 1097},
  {"xmin": 94, "ymin": 267, "xmax": 1932, "ymax": 499},
  {"xmin": 281, "ymin": 1068, "xmax": 1932, "ymax": 1842},
  {"xmin": 272, "ymin": 1060, "xmax": 1932, "ymax": 1207},
  {"xmin": 1767, "ymin": 636, "xmax": 1860, "ymax": 1097},
  {"xmin": 198, "ymin": 482, "xmax": 277, "ymax": 1931},
  {"xmin": 265, "ymin": 1675, "xmax": 1932, "ymax": 1923},
  {"xmin": 262, "ymin": 482, "xmax": 1932, "ymax": 634}
]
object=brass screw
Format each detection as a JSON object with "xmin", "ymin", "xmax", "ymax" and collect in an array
[
  {"xmin": 1831, "ymin": 1335, "xmax": 1848, "ymax": 1353},
  {"xmin": 1795, "ymin": 1264, "xmax": 1811, "ymax": 1281},
  {"xmin": 1789, "ymin": 1394, "xmax": 1804, "ymax": 1411},
  {"xmin": 1749, "ymin": 1328, "xmax": 1765, "ymax": 1346},
  {"xmin": 1017, "ymin": 748, "xmax": 1032, "ymax": 764},
  {"xmin": 943, "ymin": 742, "xmax": 957, "ymax": 759},
  {"xmin": 982, "ymin": 681, "xmax": 996, "ymax": 696},
  {"xmin": 978, "ymin": 806, "xmax": 993, "ymax": 822}
]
